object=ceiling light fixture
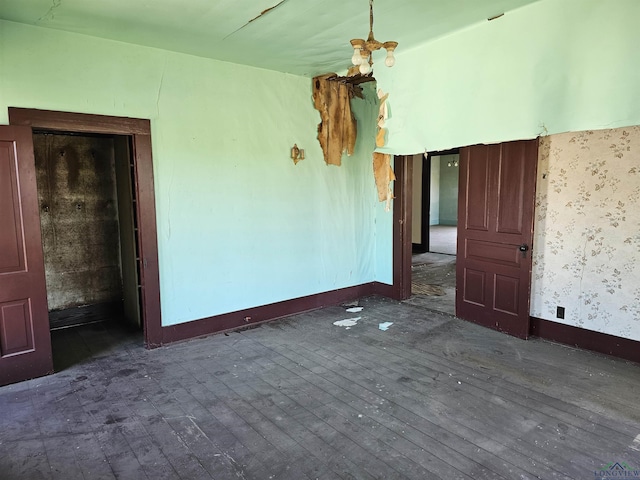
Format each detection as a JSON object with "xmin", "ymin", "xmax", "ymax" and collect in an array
[{"xmin": 350, "ymin": 0, "xmax": 398, "ymax": 75}]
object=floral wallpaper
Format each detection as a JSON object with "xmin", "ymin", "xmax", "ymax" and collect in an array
[{"xmin": 531, "ymin": 126, "xmax": 640, "ymax": 341}]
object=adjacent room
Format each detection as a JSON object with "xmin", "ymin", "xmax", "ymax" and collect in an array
[
  {"xmin": 1, "ymin": 0, "xmax": 639, "ymax": 478},
  {"xmin": 409, "ymin": 151, "xmax": 459, "ymax": 315}
]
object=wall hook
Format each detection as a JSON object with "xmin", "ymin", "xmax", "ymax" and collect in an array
[{"xmin": 291, "ymin": 144, "xmax": 305, "ymax": 165}]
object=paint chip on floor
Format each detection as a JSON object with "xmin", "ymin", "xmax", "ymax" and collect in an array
[
  {"xmin": 378, "ymin": 322, "xmax": 393, "ymax": 331},
  {"xmin": 334, "ymin": 317, "xmax": 361, "ymax": 327},
  {"xmin": 346, "ymin": 307, "xmax": 363, "ymax": 313}
]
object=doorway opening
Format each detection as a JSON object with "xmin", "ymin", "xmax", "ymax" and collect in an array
[
  {"xmin": 4, "ymin": 108, "xmax": 162, "ymax": 384},
  {"xmin": 33, "ymin": 131, "xmax": 141, "ymax": 327},
  {"xmin": 405, "ymin": 150, "xmax": 459, "ymax": 316},
  {"xmin": 411, "ymin": 149, "xmax": 459, "ymax": 255},
  {"xmin": 393, "ymin": 140, "xmax": 539, "ymax": 339},
  {"xmin": 33, "ymin": 131, "xmax": 143, "ymax": 369}
]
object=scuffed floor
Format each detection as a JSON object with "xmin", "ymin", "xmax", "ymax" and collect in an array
[
  {"xmin": 1, "ymin": 296, "xmax": 639, "ymax": 479},
  {"xmin": 407, "ymin": 252, "xmax": 456, "ymax": 315}
]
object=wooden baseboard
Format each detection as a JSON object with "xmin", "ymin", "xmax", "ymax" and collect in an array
[
  {"xmin": 159, "ymin": 282, "xmax": 381, "ymax": 346},
  {"xmin": 371, "ymin": 281, "xmax": 394, "ymax": 298},
  {"xmin": 530, "ymin": 317, "xmax": 640, "ymax": 364}
]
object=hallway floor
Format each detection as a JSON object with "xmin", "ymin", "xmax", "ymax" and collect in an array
[
  {"xmin": 428, "ymin": 225, "xmax": 457, "ymax": 256},
  {"xmin": 408, "ymin": 252, "xmax": 456, "ymax": 316},
  {"xmin": 2, "ymin": 297, "xmax": 639, "ymax": 479}
]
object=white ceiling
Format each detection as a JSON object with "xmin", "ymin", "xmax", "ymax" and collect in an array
[{"xmin": 0, "ymin": 0, "xmax": 541, "ymax": 76}]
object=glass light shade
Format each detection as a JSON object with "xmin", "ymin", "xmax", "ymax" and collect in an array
[
  {"xmin": 384, "ymin": 50, "xmax": 395, "ymax": 67},
  {"xmin": 351, "ymin": 48, "xmax": 362, "ymax": 66},
  {"xmin": 359, "ymin": 62, "xmax": 371, "ymax": 74}
]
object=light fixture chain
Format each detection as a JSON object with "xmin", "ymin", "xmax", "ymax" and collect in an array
[
  {"xmin": 349, "ymin": 0, "xmax": 396, "ymax": 73},
  {"xmin": 369, "ymin": 0, "xmax": 374, "ymax": 36}
]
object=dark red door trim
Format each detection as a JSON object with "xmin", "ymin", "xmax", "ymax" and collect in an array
[
  {"xmin": 391, "ymin": 155, "xmax": 412, "ymax": 300},
  {"xmin": 8, "ymin": 108, "xmax": 162, "ymax": 348}
]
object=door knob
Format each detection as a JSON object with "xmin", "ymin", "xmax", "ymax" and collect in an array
[{"xmin": 519, "ymin": 244, "xmax": 529, "ymax": 258}]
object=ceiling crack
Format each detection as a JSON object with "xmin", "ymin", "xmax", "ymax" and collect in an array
[
  {"xmin": 223, "ymin": 0, "xmax": 289, "ymax": 41},
  {"xmin": 38, "ymin": 0, "xmax": 63, "ymax": 23}
]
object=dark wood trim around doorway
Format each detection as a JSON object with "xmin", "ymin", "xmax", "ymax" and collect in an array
[
  {"xmin": 390, "ymin": 155, "xmax": 412, "ymax": 301},
  {"xmin": 412, "ymin": 154, "xmax": 430, "ymax": 254},
  {"xmin": 8, "ymin": 108, "xmax": 162, "ymax": 348}
]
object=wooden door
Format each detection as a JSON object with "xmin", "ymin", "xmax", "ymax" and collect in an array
[
  {"xmin": 0, "ymin": 126, "xmax": 53, "ymax": 385},
  {"xmin": 456, "ymin": 140, "xmax": 538, "ymax": 339}
]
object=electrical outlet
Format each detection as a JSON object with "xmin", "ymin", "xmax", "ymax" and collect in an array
[{"xmin": 556, "ymin": 306, "xmax": 565, "ymax": 319}]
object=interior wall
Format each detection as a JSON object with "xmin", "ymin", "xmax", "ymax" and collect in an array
[
  {"xmin": 429, "ymin": 156, "xmax": 440, "ymax": 225},
  {"xmin": 373, "ymin": 0, "xmax": 640, "ymax": 154},
  {"xmin": 438, "ymin": 155, "xmax": 459, "ymax": 226},
  {"xmin": 0, "ymin": 20, "xmax": 385, "ymax": 327},
  {"xmin": 33, "ymin": 133, "xmax": 122, "ymax": 311},
  {"xmin": 368, "ymin": 0, "xmax": 640, "ymax": 342},
  {"xmin": 531, "ymin": 126, "xmax": 640, "ymax": 341},
  {"xmin": 411, "ymin": 154, "xmax": 422, "ymax": 244}
]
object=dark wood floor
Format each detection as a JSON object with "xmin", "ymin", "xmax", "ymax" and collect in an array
[{"xmin": 2, "ymin": 296, "xmax": 639, "ymax": 479}]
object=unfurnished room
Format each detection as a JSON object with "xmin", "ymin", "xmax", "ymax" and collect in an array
[{"xmin": 0, "ymin": 0, "xmax": 639, "ymax": 478}]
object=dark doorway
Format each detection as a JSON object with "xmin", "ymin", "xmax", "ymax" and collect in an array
[
  {"xmin": 32, "ymin": 132, "xmax": 141, "ymax": 333},
  {"xmin": 9, "ymin": 108, "xmax": 162, "ymax": 351},
  {"xmin": 1, "ymin": 109, "xmax": 162, "ymax": 386}
]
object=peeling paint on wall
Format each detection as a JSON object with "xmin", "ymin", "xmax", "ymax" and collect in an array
[
  {"xmin": 373, "ymin": 152, "xmax": 395, "ymax": 211},
  {"xmin": 312, "ymin": 73, "xmax": 357, "ymax": 166}
]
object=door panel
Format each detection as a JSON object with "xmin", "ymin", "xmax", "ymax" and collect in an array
[
  {"xmin": 0, "ymin": 126, "xmax": 53, "ymax": 385},
  {"xmin": 456, "ymin": 140, "xmax": 538, "ymax": 339},
  {"xmin": 0, "ymin": 143, "xmax": 26, "ymax": 273},
  {"xmin": 496, "ymin": 142, "xmax": 527, "ymax": 234},
  {"xmin": 0, "ymin": 300, "xmax": 35, "ymax": 356}
]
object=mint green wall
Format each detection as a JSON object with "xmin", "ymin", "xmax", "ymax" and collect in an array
[
  {"xmin": 374, "ymin": 0, "xmax": 640, "ymax": 154},
  {"xmin": 0, "ymin": 20, "xmax": 386, "ymax": 326}
]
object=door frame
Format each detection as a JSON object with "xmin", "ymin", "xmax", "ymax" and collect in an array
[
  {"xmin": 389, "ymin": 155, "xmax": 412, "ymax": 301},
  {"xmin": 392, "ymin": 149, "xmax": 463, "ymax": 301},
  {"xmin": 8, "ymin": 108, "xmax": 162, "ymax": 348},
  {"xmin": 393, "ymin": 144, "xmax": 537, "ymax": 332},
  {"xmin": 412, "ymin": 153, "xmax": 430, "ymax": 253}
]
